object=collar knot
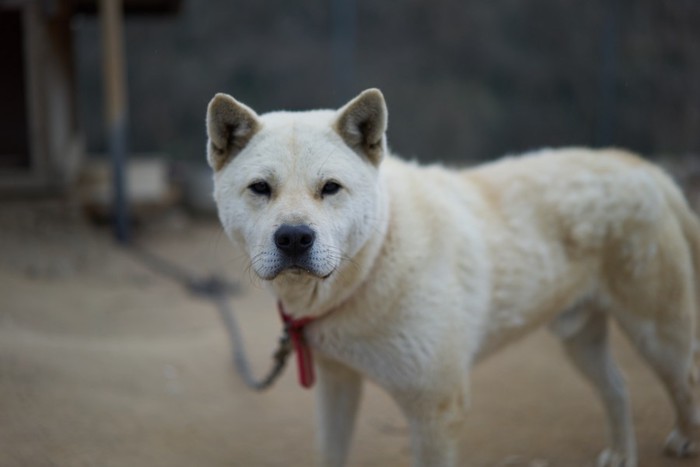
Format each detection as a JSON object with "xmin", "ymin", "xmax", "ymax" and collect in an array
[{"xmin": 278, "ymin": 301, "xmax": 316, "ymax": 388}]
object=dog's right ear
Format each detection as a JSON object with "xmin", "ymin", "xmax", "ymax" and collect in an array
[
  {"xmin": 334, "ymin": 88, "xmax": 388, "ymax": 166},
  {"xmin": 206, "ymin": 93, "xmax": 260, "ymax": 171}
]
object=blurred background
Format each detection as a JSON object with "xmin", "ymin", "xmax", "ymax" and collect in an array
[
  {"xmin": 3, "ymin": 0, "xmax": 700, "ymax": 201},
  {"xmin": 1, "ymin": 1, "xmax": 699, "ymax": 466},
  {"xmin": 75, "ymin": 0, "xmax": 700, "ymax": 163}
]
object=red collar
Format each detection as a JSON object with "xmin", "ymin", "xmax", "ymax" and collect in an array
[{"xmin": 278, "ymin": 301, "xmax": 316, "ymax": 389}]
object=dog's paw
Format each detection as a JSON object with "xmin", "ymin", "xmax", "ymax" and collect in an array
[
  {"xmin": 597, "ymin": 448, "xmax": 636, "ymax": 467},
  {"xmin": 664, "ymin": 429, "xmax": 699, "ymax": 457}
]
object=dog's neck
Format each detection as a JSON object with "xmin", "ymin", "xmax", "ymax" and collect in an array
[{"xmin": 269, "ymin": 180, "xmax": 391, "ymax": 320}]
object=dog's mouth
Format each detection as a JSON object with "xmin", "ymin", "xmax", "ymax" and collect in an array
[
  {"xmin": 277, "ymin": 264, "xmax": 334, "ymax": 280},
  {"xmin": 255, "ymin": 264, "xmax": 331, "ymax": 281},
  {"xmin": 286, "ymin": 265, "xmax": 312, "ymax": 275}
]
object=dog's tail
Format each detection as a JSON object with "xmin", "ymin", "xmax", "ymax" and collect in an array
[
  {"xmin": 679, "ymin": 199, "xmax": 700, "ymax": 348},
  {"xmin": 655, "ymin": 165, "xmax": 700, "ymax": 382}
]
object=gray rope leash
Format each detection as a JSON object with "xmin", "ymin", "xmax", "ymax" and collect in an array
[
  {"xmin": 213, "ymin": 294, "xmax": 292, "ymax": 390},
  {"xmin": 127, "ymin": 245, "xmax": 292, "ymax": 391}
]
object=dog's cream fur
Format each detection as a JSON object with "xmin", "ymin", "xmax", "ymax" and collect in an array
[{"xmin": 207, "ymin": 89, "xmax": 700, "ymax": 467}]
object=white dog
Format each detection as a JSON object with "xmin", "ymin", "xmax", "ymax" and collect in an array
[{"xmin": 206, "ymin": 88, "xmax": 700, "ymax": 467}]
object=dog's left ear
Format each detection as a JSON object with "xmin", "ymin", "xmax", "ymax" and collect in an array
[
  {"xmin": 206, "ymin": 93, "xmax": 261, "ymax": 171},
  {"xmin": 334, "ymin": 88, "xmax": 388, "ymax": 166}
]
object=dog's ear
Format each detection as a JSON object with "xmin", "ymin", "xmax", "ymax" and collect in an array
[
  {"xmin": 206, "ymin": 93, "xmax": 260, "ymax": 171},
  {"xmin": 334, "ymin": 88, "xmax": 388, "ymax": 166}
]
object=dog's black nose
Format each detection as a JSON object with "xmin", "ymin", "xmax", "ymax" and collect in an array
[{"xmin": 274, "ymin": 224, "xmax": 316, "ymax": 256}]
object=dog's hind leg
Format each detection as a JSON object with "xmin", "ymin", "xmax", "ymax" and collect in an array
[
  {"xmin": 315, "ymin": 356, "xmax": 363, "ymax": 467},
  {"xmin": 551, "ymin": 306, "xmax": 637, "ymax": 467},
  {"xmin": 613, "ymin": 305, "xmax": 700, "ymax": 459}
]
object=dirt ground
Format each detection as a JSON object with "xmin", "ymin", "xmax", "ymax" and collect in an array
[{"xmin": 0, "ymin": 200, "xmax": 696, "ymax": 467}]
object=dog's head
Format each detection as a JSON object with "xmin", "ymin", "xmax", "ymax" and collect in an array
[{"xmin": 207, "ymin": 89, "xmax": 388, "ymax": 284}]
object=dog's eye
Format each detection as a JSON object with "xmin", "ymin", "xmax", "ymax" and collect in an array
[
  {"xmin": 321, "ymin": 181, "xmax": 341, "ymax": 196},
  {"xmin": 248, "ymin": 181, "xmax": 271, "ymax": 196}
]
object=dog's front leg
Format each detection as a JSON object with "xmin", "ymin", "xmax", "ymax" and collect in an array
[
  {"xmin": 315, "ymin": 355, "xmax": 363, "ymax": 467},
  {"xmin": 397, "ymin": 390, "xmax": 467, "ymax": 467},
  {"xmin": 406, "ymin": 413, "xmax": 461, "ymax": 467}
]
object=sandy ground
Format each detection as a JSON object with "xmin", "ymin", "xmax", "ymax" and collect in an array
[{"xmin": 0, "ymin": 200, "xmax": 696, "ymax": 467}]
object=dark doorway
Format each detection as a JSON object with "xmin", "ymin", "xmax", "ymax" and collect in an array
[{"xmin": 0, "ymin": 9, "xmax": 31, "ymax": 170}]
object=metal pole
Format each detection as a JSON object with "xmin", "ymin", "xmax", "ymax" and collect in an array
[
  {"xmin": 99, "ymin": 0, "xmax": 130, "ymax": 243},
  {"xmin": 596, "ymin": 0, "xmax": 619, "ymax": 147},
  {"xmin": 331, "ymin": 0, "xmax": 356, "ymax": 99}
]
